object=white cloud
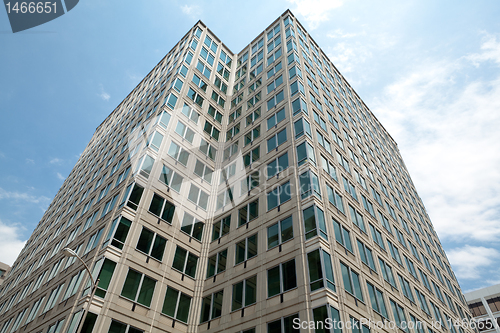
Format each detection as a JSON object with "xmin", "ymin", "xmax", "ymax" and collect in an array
[
  {"xmin": 370, "ymin": 32, "xmax": 500, "ymax": 243},
  {"xmin": 325, "ymin": 31, "xmax": 397, "ymax": 76},
  {"xmin": 0, "ymin": 220, "xmax": 26, "ymax": 266},
  {"xmin": 180, "ymin": 4, "xmax": 201, "ymax": 17},
  {"xmin": 0, "ymin": 187, "xmax": 50, "ymax": 205},
  {"xmin": 26, "ymin": 158, "xmax": 35, "ymax": 164},
  {"xmin": 286, "ymin": 0, "xmax": 345, "ymax": 30},
  {"xmin": 49, "ymin": 157, "xmax": 62, "ymax": 164},
  {"xmin": 98, "ymin": 84, "xmax": 110, "ymax": 101},
  {"xmin": 0, "ymin": 151, "xmax": 5, "ymax": 158},
  {"xmin": 466, "ymin": 32, "xmax": 500, "ymax": 67},
  {"xmin": 99, "ymin": 91, "xmax": 110, "ymax": 101},
  {"xmin": 56, "ymin": 172, "xmax": 65, "ymax": 181},
  {"xmin": 327, "ymin": 29, "xmax": 365, "ymax": 39},
  {"xmin": 326, "ymin": 42, "xmax": 373, "ymax": 73},
  {"xmin": 447, "ymin": 245, "xmax": 499, "ymax": 280}
]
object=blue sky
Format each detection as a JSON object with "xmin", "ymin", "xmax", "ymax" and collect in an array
[{"xmin": 0, "ymin": 0, "xmax": 499, "ymax": 292}]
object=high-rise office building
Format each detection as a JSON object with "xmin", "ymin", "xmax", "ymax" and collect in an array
[{"xmin": 0, "ymin": 9, "xmax": 474, "ymax": 333}]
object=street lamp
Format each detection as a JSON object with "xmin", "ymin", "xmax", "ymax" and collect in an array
[{"xmin": 62, "ymin": 247, "xmax": 98, "ymax": 333}]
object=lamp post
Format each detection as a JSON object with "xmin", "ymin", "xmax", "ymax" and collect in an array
[{"xmin": 63, "ymin": 248, "xmax": 98, "ymax": 333}]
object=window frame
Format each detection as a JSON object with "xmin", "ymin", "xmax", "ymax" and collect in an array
[{"xmin": 267, "ymin": 215, "xmax": 293, "ymax": 249}]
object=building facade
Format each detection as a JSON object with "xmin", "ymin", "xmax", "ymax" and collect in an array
[
  {"xmin": 0, "ymin": 9, "xmax": 474, "ymax": 333},
  {"xmin": 465, "ymin": 284, "xmax": 500, "ymax": 333}
]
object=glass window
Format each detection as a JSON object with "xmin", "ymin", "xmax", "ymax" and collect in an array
[
  {"xmin": 267, "ymin": 259, "xmax": 297, "ymax": 297},
  {"xmin": 46, "ymin": 319, "xmax": 66, "ymax": 333},
  {"xmin": 120, "ymin": 269, "xmax": 156, "ymax": 307},
  {"xmin": 232, "ymin": 275, "xmax": 257, "ymax": 311},
  {"xmin": 292, "ymin": 97, "xmax": 308, "ymax": 115},
  {"xmin": 267, "ymin": 215, "xmax": 293, "ymax": 249},
  {"xmin": 303, "ymin": 205, "xmax": 327, "ymax": 240},
  {"xmin": 267, "ymin": 152, "xmax": 289, "ymax": 179},
  {"xmin": 120, "ymin": 183, "xmax": 144, "ymax": 210},
  {"xmin": 367, "ymin": 282, "xmax": 388, "ymax": 318},
  {"xmin": 216, "ymin": 186, "xmax": 234, "ymax": 210},
  {"xmin": 267, "ymin": 313, "xmax": 299, "ymax": 333},
  {"xmin": 181, "ymin": 103, "xmax": 200, "ymax": 123},
  {"xmin": 172, "ymin": 246, "xmax": 199, "ymax": 278},
  {"xmin": 108, "ymin": 320, "xmax": 143, "ymax": 333},
  {"xmin": 196, "ymin": 61, "xmax": 211, "ymax": 80},
  {"xmin": 148, "ymin": 193, "xmax": 176, "ymax": 224},
  {"xmin": 390, "ymin": 300, "xmax": 409, "ymax": 333},
  {"xmin": 200, "ymin": 290, "xmax": 224, "ymax": 323},
  {"xmin": 326, "ymin": 185, "xmax": 344, "ymax": 215},
  {"xmin": 161, "ymin": 286, "xmax": 192, "ymax": 323},
  {"xmin": 348, "ymin": 205, "xmax": 366, "ymax": 233},
  {"xmin": 164, "ymin": 93, "xmax": 178, "ymax": 109},
  {"xmin": 357, "ymin": 239, "xmax": 377, "ymax": 272},
  {"xmin": 159, "ymin": 164, "xmax": 183, "ymax": 192},
  {"xmin": 267, "ymin": 74, "xmax": 284, "ymax": 93},
  {"xmin": 246, "ymin": 107, "xmax": 261, "ymax": 126},
  {"xmin": 212, "ymin": 215, "xmax": 231, "ymax": 241},
  {"xmin": 25, "ymin": 296, "xmax": 45, "ymax": 324},
  {"xmin": 267, "ymin": 128, "xmax": 287, "ymax": 152},
  {"xmin": 208, "ymin": 104, "xmax": 223, "ymax": 123},
  {"xmin": 294, "ymin": 117, "xmax": 311, "ymax": 139},
  {"xmin": 267, "ymin": 107, "xmax": 286, "ymax": 129},
  {"xmin": 181, "ymin": 212, "xmax": 204, "ymax": 241},
  {"xmin": 188, "ymin": 184, "xmax": 209, "ymax": 210},
  {"xmin": 135, "ymin": 155, "xmax": 155, "ymax": 179},
  {"xmin": 103, "ymin": 216, "xmax": 132, "ymax": 250},
  {"xmin": 267, "ymin": 90, "xmax": 284, "ymax": 110},
  {"xmin": 312, "ymin": 304, "xmax": 342, "ymax": 333},
  {"xmin": 175, "ymin": 121, "xmax": 195, "ymax": 143},
  {"xmin": 379, "ymin": 258, "xmax": 397, "ymax": 287},
  {"xmin": 307, "ymin": 248, "xmax": 335, "ymax": 292},
  {"xmin": 241, "ymin": 171, "xmax": 260, "ymax": 194},
  {"xmin": 93, "ymin": 259, "xmax": 117, "ymax": 298},
  {"xmin": 204, "ymin": 120, "xmax": 221, "ymax": 141},
  {"xmin": 147, "ymin": 131, "xmax": 164, "ymax": 152},
  {"xmin": 290, "ymin": 79, "xmax": 305, "ymax": 96},
  {"xmin": 399, "ymin": 274, "xmax": 415, "ymax": 302},
  {"xmin": 267, "ymin": 181, "xmax": 291, "ymax": 210},
  {"xmin": 299, "ymin": 170, "xmax": 321, "ymax": 199},
  {"xmin": 244, "ymin": 125, "xmax": 260, "ymax": 146},
  {"xmin": 332, "ymin": 219, "xmax": 353, "ymax": 252},
  {"xmin": 415, "ymin": 288, "xmax": 431, "ymax": 315},
  {"xmin": 296, "ymin": 141, "xmax": 316, "ymax": 167},
  {"xmin": 206, "ymin": 249, "xmax": 227, "ymax": 278},
  {"xmin": 199, "ymin": 139, "xmax": 217, "ymax": 160},
  {"xmin": 136, "ymin": 227, "xmax": 167, "ymax": 261},
  {"xmin": 235, "ymin": 234, "xmax": 258, "ymax": 265},
  {"xmin": 340, "ymin": 262, "xmax": 364, "ymax": 301},
  {"xmin": 238, "ymin": 199, "xmax": 259, "ymax": 226},
  {"xmin": 388, "ymin": 240, "xmax": 403, "ymax": 265}
]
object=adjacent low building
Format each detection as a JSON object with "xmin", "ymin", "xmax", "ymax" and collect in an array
[{"xmin": 465, "ymin": 284, "xmax": 500, "ymax": 333}]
